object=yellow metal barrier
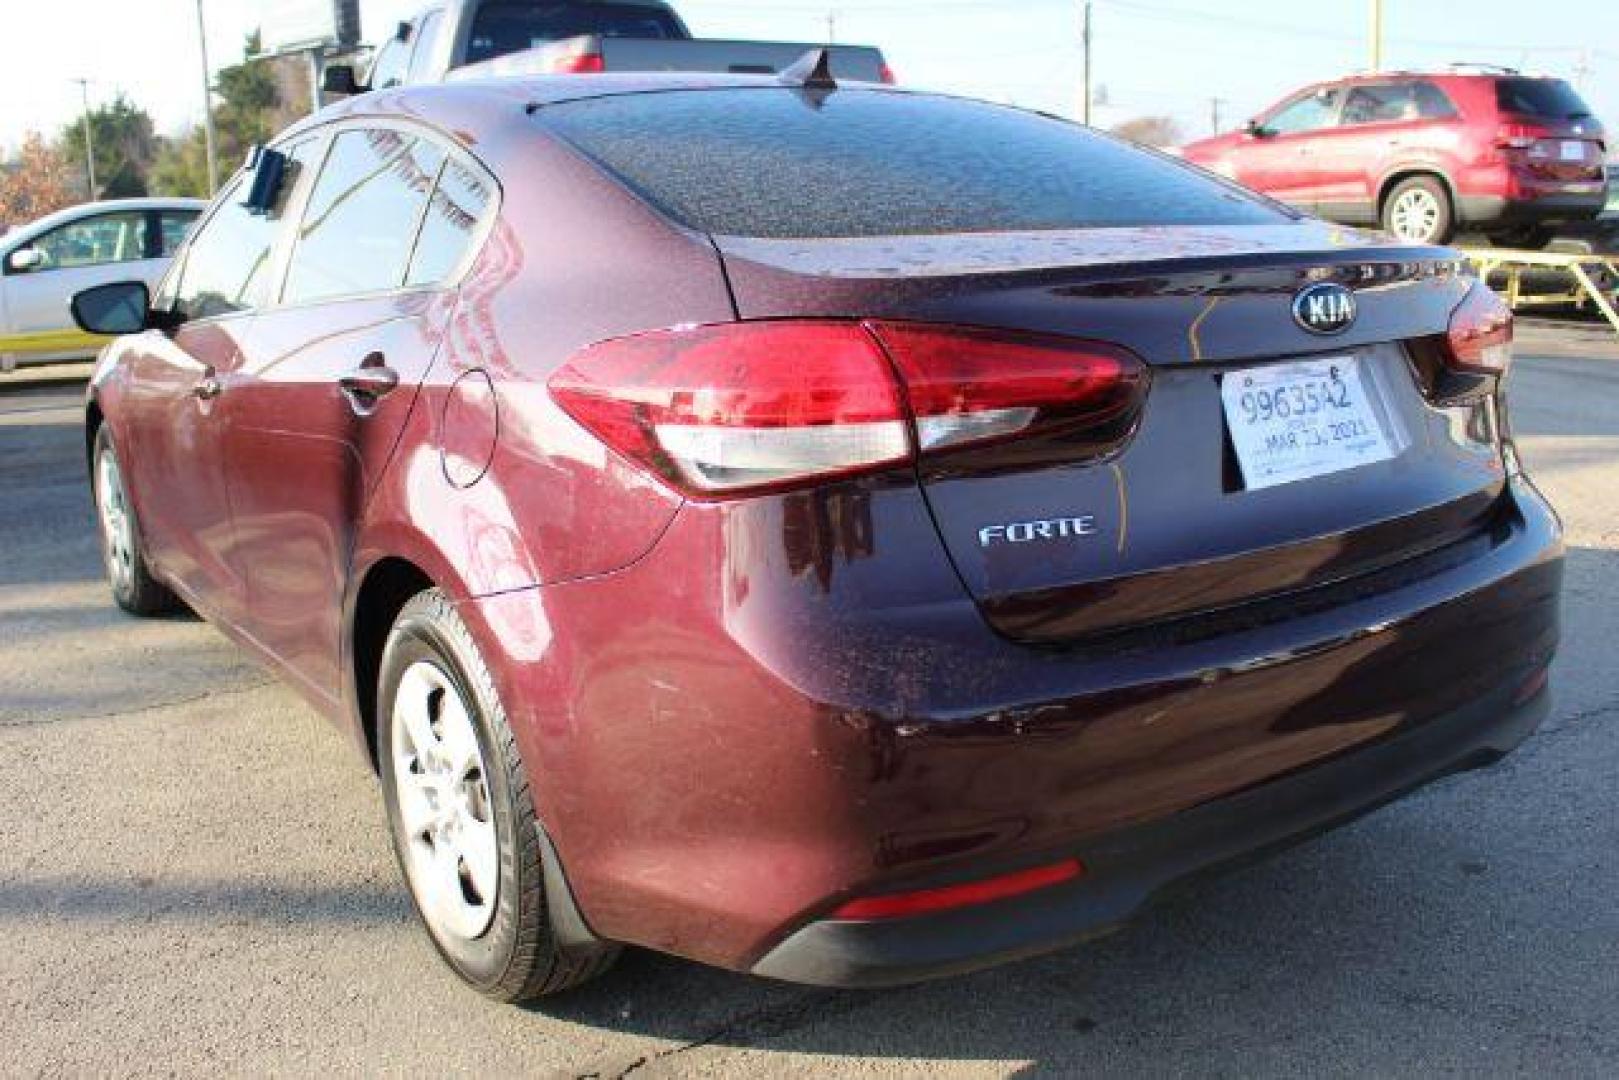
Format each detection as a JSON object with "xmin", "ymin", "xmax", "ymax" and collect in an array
[{"xmin": 1459, "ymin": 247, "xmax": 1619, "ymax": 335}]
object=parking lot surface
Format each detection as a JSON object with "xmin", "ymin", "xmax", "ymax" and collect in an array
[{"xmin": 2, "ymin": 329, "xmax": 1616, "ymax": 1078}]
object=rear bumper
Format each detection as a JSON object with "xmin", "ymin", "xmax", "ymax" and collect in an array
[
  {"xmin": 752, "ymin": 672, "xmax": 1550, "ymax": 987},
  {"xmin": 466, "ymin": 476, "xmax": 1562, "ymax": 978},
  {"xmin": 1460, "ymin": 189, "xmax": 1608, "ymax": 227}
]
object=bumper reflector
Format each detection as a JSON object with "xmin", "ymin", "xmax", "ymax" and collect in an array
[{"xmin": 830, "ymin": 858, "xmax": 1085, "ymax": 920}]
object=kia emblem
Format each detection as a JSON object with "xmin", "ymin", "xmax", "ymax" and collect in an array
[{"xmin": 1292, "ymin": 281, "xmax": 1357, "ymax": 335}]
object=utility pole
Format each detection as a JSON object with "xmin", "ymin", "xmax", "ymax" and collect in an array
[
  {"xmin": 825, "ymin": 9, "xmax": 836, "ymax": 43},
  {"xmin": 1368, "ymin": 0, "xmax": 1383, "ymax": 71},
  {"xmin": 195, "ymin": 0, "xmax": 219, "ymax": 195},
  {"xmin": 1081, "ymin": 0, "xmax": 1093, "ymax": 125},
  {"xmin": 71, "ymin": 78, "xmax": 96, "ymax": 199},
  {"xmin": 1210, "ymin": 96, "xmax": 1226, "ymax": 135},
  {"xmin": 1574, "ymin": 49, "xmax": 1592, "ymax": 92}
]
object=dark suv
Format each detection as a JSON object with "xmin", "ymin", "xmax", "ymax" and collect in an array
[{"xmin": 1181, "ymin": 70, "xmax": 1607, "ymax": 247}]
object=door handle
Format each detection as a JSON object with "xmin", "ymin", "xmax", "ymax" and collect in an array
[
  {"xmin": 338, "ymin": 362, "xmax": 400, "ymax": 404},
  {"xmin": 193, "ymin": 373, "xmax": 222, "ymax": 400}
]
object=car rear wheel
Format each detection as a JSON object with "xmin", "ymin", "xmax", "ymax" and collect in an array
[
  {"xmin": 1382, "ymin": 176, "xmax": 1454, "ymax": 245},
  {"xmin": 92, "ymin": 425, "xmax": 176, "ymax": 616},
  {"xmin": 378, "ymin": 589, "xmax": 619, "ymax": 1001}
]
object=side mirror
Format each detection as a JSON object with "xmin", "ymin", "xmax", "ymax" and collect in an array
[
  {"xmin": 322, "ymin": 64, "xmax": 364, "ymax": 96},
  {"xmin": 6, "ymin": 247, "xmax": 44, "ymax": 274},
  {"xmin": 71, "ymin": 281, "xmax": 154, "ymax": 336},
  {"xmin": 1243, "ymin": 119, "xmax": 1271, "ymax": 138}
]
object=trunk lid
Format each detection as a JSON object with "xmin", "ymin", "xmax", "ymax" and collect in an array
[{"xmin": 716, "ymin": 221, "xmax": 1507, "ymax": 645}]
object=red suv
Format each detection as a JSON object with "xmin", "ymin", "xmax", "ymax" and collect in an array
[{"xmin": 1181, "ymin": 70, "xmax": 1608, "ymax": 247}]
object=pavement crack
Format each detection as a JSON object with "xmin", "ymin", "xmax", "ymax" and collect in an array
[
  {"xmin": 598, "ymin": 989, "xmax": 875, "ymax": 1078},
  {"xmin": 2, "ymin": 678, "xmax": 274, "ymax": 727}
]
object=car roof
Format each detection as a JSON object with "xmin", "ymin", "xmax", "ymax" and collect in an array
[
  {"xmin": 3, "ymin": 197, "xmax": 207, "ymax": 246},
  {"xmin": 1322, "ymin": 69, "xmax": 1563, "ymax": 87}
]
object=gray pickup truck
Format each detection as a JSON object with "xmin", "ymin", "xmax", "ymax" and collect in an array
[{"xmin": 327, "ymin": 0, "xmax": 891, "ymax": 91}]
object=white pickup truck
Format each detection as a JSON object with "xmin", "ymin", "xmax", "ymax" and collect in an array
[{"xmin": 325, "ymin": 0, "xmax": 892, "ymax": 92}]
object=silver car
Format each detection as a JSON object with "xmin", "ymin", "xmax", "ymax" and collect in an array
[{"xmin": 1, "ymin": 197, "xmax": 203, "ymax": 371}]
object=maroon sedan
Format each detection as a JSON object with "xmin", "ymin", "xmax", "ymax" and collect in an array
[{"xmin": 72, "ymin": 70, "xmax": 1562, "ymax": 1000}]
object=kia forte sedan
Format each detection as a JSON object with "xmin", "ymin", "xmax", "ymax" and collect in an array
[{"xmin": 74, "ymin": 69, "xmax": 1562, "ymax": 1000}]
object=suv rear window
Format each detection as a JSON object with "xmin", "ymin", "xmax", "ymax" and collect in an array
[
  {"xmin": 1495, "ymin": 77, "xmax": 1594, "ymax": 120},
  {"xmin": 467, "ymin": 1, "xmax": 683, "ymax": 64},
  {"xmin": 541, "ymin": 90, "xmax": 1280, "ymax": 239}
]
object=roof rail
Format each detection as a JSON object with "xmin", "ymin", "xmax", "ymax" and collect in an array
[{"xmin": 1447, "ymin": 62, "xmax": 1520, "ymax": 75}]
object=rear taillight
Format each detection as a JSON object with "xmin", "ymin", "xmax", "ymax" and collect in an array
[
  {"xmin": 548, "ymin": 321, "xmax": 1147, "ymax": 498},
  {"xmin": 878, "ymin": 62, "xmax": 897, "ymax": 85},
  {"xmin": 1444, "ymin": 285, "xmax": 1513, "ymax": 376},
  {"xmin": 869, "ymin": 322, "xmax": 1147, "ymax": 457},
  {"xmin": 1494, "ymin": 122, "xmax": 1550, "ymax": 150},
  {"xmin": 549, "ymin": 48, "xmax": 605, "ymax": 74}
]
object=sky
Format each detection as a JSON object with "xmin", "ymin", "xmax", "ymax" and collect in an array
[{"xmin": 1, "ymin": 0, "xmax": 1615, "ymax": 152}]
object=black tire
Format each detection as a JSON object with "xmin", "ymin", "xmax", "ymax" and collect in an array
[
  {"xmin": 91, "ymin": 424, "xmax": 177, "ymax": 616},
  {"xmin": 1381, "ymin": 175, "xmax": 1454, "ymax": 245},
  {"xmin": 378, "ymin": 589, "xmax": 619, "ymax": 1001},
  {"xmin": 1487, "ymin": 225, "xmax": 1554, "ymax": 251}
]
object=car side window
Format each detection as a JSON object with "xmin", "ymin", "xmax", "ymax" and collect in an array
[
  {"xmin": 370, "ymin": 32, "xmax": 410, "ymax": 89},
  {"xmin": 155, "ymin": 210, "xmax": 199, "ymax": 257},
  {"xmin": 1342, "ymin": 85, "xmax": 1415, "ymax": 125},
  {"xmin": 406, "ymin": 9, "xmax": 444, "ymax": 83},
  {"xmin": 282, "ymin": 129, "xmax": 446, "ymax": 305},
  {"xmin": 406, "ymin": 157, "xmax": 494, "ymax": 287},
  {"xmin": 1265, "ymin": 89, "xmax": 1341, "ymax": 135},
  {"xmin": 1413, "ymin": 82, "xmax": 1459, "ymax": 120},
  {"xmin": 26, "ymin": 211, "xmax": 149, "ymax": 272},
  {"xmin": 170, "ymin": 142, "xmax": 314, "ymax": 321}
]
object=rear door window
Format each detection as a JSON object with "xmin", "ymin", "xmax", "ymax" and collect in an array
[
  {"xmin": 1412, "ymin": 82, "xmax": 1458, "ymax": 119},
  {"xmin": 282, "ymin": 129, "xmax": 445, "ymax": 305},
  {"xmin": 1342, "ymin": 84, "xmax": 1416, "ymax": 125},
  {"xmin": 541, "ymin": 89, "xmax": 1279, "ymax": 240},
  {"xmin": 155, "ymin": 210, "xmax": 199, "ymax": 257},
  {"xmin": 1495, "ymin": 77, "xmax": 1594, "ymax": 120}
]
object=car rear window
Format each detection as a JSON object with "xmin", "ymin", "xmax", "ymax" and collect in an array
[
  {"xmin": 467, "ymin": 1, "xmax": 683, "ymax": 64},
  {"xmin": 1495, "ymin": 77, "xmax": 1594, "ymax": 120},
  {"xmin": 540, "ymin": 89, "xmax": 1281, "ymax": 239}
]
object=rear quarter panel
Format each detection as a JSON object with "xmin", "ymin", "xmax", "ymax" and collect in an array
[{"xmin": 350, "ymin": 123, "xmax": 735, "ymax": 603}]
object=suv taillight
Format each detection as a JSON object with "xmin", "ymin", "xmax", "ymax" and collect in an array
[
  {"xmin": 551, "ymin": 51, "xmax": 605, "ymax": 74},
  {"xmin": 1494, "ymin": 122, "xmax": 1551, "ymax": 150},
  {"xmin": 1444, "ymin": 285, "xmax": 1513, "ymax": 376},
  {"xmin": 548, "ymin": 321, "xmax": 1148, "ymax": 498}
]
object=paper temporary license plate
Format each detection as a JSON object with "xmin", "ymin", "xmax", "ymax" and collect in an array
[
  {"xmin": 1561, "ymin": 139, "xmax": 1587, "ymax": 161},
  {"xmin": 1221, "ymin": 356, "xmax": 1396, "ymax": 491}
]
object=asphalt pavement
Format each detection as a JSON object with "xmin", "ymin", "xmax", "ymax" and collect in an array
[{"xmin": 1, "ymin": 335, "xmax": 1616, "ymax": 1078}]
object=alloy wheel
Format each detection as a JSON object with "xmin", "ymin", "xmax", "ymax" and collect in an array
[
  {"xmin": 96, "ymin": 447, "xmax": 135, "ymax": 596},
  {"xmin": 391, "ymin": 660, "xmax": 500, "ymax": 941},
  {"xmin": 1389, "ymin": 188, "xmax": 1442, "ymax": 243}
]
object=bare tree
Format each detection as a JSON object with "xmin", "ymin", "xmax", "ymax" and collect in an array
[
  {"xmin": 1110, "ymin": 116, "xmax": 1185, "ymax": 149},
  {"xmin": 0, "ymin": 134, "xmax": 79, "ymax": 231}
]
